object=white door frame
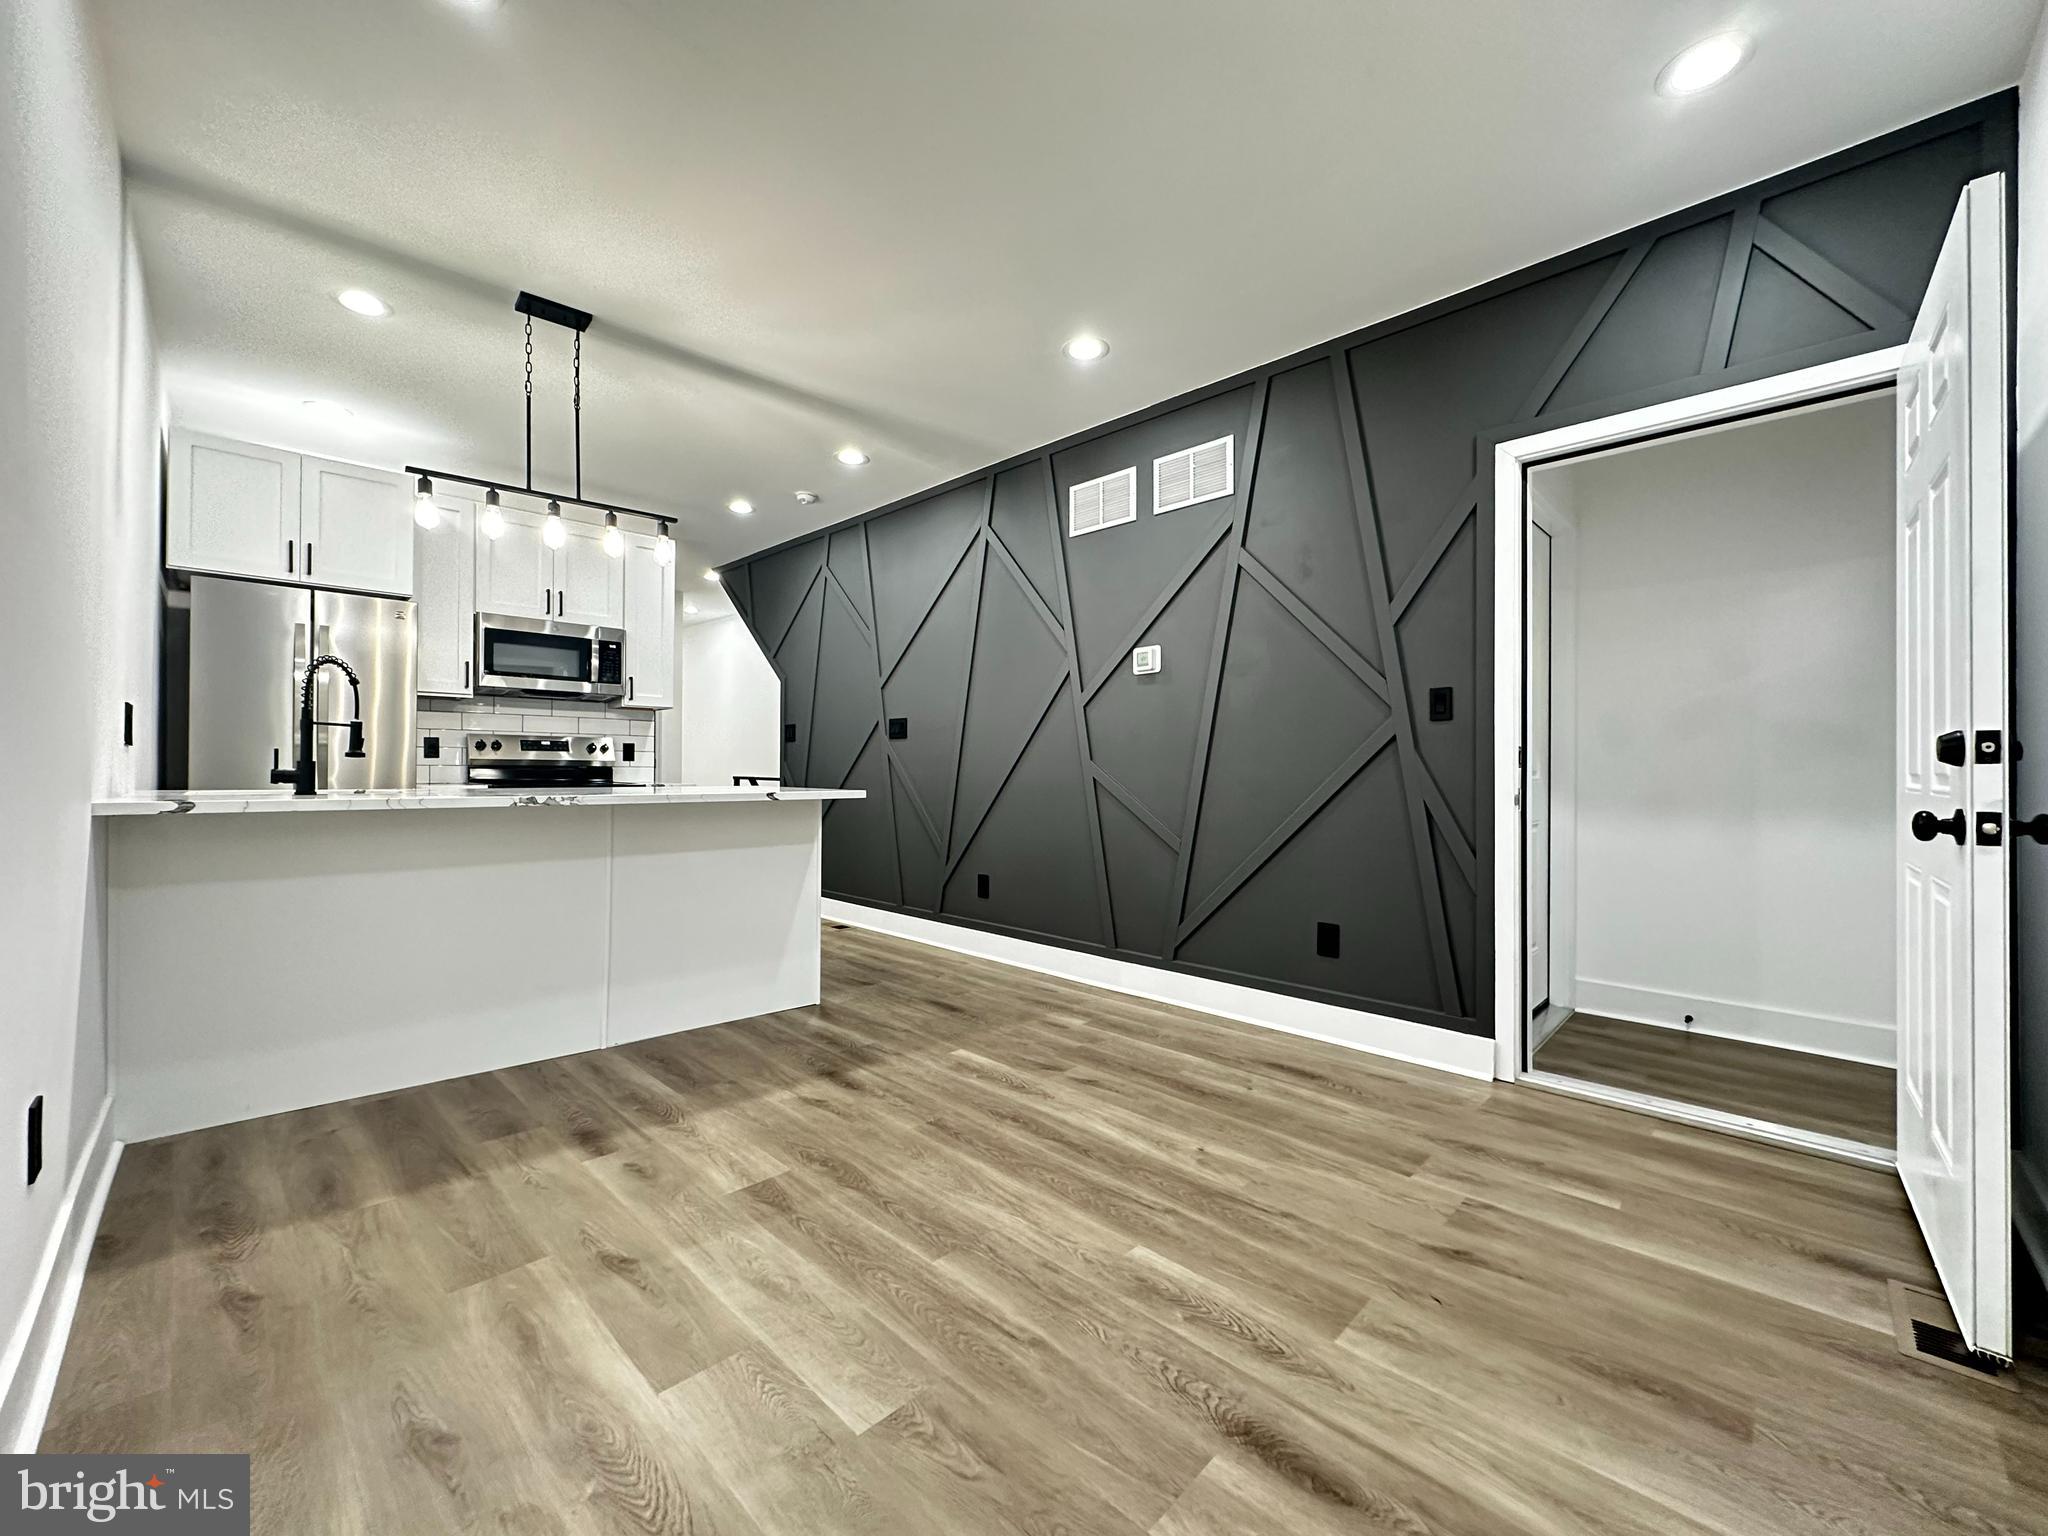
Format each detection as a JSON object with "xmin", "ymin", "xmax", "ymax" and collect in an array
[{"xmin": 1489, "ymin": 346, "xmax": 1905, "ymax": 1167}]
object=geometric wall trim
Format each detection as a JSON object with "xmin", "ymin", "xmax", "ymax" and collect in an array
[{"xmin": 736, "ymin": 93, "xmax": 2015, "ymax": 1038}]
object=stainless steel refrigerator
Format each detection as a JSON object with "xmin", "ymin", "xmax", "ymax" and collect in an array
[{"xmin": 186, "ymin": 576, "xmax": 416, "ymax": 792}]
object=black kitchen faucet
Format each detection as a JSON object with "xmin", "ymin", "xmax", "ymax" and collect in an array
[{"xmin": 270, "ymin": 653, "xmax": 367, "ymax": 796}]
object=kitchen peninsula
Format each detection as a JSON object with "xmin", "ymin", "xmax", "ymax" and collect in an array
[{"xmin": 91, "ymin": 786, "xmax": 860, "ymax": 1140}]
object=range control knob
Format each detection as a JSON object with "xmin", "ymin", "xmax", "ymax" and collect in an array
[
  {"xmin": 586, "ymin": 742, "xmax": 598, "ymax": 755},
  {"xmin": 474, "ymin": 739, "xmax": 488, "ymax": 752},
  {"xmin": 491, "ymin": 739, "xmax": 502, "ymax": 751},
  {"xmin": 599, "ymin": 741, "xmax": 611, "ymax": 754}
]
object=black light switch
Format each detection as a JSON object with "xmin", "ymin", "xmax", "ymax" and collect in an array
[
  {"xmin": 1315, "ymin": 921, "xmax": 1341, "ymax": 959},
  {"xmin": 621, "ymin": 741, "xmax": 636, "ymax": 761},
  {"xmin": 422, "ymin": 735, "xmax": 440, "ymax": 759},
  {"xmin": 784, "ymin": 723, "xmax": 797, "ymax": 743},
  {"xmin": 1428, "ymin": 686, "xmax": 1454, "ymax": 722},
  {"xmin": 887, "ymin": 717, "xmax": 908, "ymax": 740},
  {"xmin": 26, "ymin": 1094, "xmax": 43, "ymax": 1186},
  {"xmin": 976, "ymin": 873, "xmax": 991, "ymax": 899}
]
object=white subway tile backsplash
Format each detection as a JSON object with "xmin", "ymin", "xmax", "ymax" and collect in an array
[{"xmin": 416, "ymin": 694, "xmax": 661, "ymax": 780}]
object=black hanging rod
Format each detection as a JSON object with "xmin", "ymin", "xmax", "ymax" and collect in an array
[
  {"xmin": 402, "ymin": 466, "xmax": 672, "ymax": 530},
  {"xmin": 514, "ymin": 291, "xmax": 593, "ymax": 332}
]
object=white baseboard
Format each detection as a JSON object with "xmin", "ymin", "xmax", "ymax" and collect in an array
[
  {"xmin": 822, "ymin": 901, "xmax": 1494, "ymax": 1081},
  {"xmin": 1573, "ymin": 978, "xmax": 1894, "ymax": 1067},
  {"xmin": 0, "ymin": 1096, "xmax": 120, "ymax": 1453},
  {"xmin": 2017, "ymin": 1151, "xmax": 2048, "ymax": 1295}
]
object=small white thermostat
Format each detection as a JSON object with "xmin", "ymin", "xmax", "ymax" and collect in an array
[{"xmin": 1132, "ymin": 645, "xmax": 1162, "ymax": 675}]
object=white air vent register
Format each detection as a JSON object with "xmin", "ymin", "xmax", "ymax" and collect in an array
[
  {"xmin": 1068, "ymin": 466, "xmax": 1137, "ymax": 537},
  {"xmin": 1154, "ymin": 435, "xmax": 1234, "ymax": 514}
]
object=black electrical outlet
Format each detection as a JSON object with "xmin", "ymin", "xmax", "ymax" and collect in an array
[
  {"xmin": 784, "ymin": 723, "xmax": 797, "ymax": 743},
  {"xmin": 976, "ymin": 873, "xmax": 991, "ymax": 899},
  {"xmin": 1428, "ymin": 686, "xmax": 1454, "ymax": 722},
  {"xmin": 1315, "ymin": 921, "xmax": 1341, "ymax": 959},
  {"xmin": 621, "ymin": 741, "xmax": 636, "ymax": 761},
  {"xmin": 422, "ymin": 735, "xmax": 440, "ymax": 759},
  {"xmin": 27, "ymin": 1095, "xmax": 43, "ymax": 1186},
  {"xmin": 887, "ymin": 717, "xmax": 908, "ymax": 740},
  {"xmin": 123, "ymin": 701, "xmax": 134, "ymax": 748}
]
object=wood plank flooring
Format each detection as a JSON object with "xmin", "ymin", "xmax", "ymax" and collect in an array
[
  {"xmin": 1533, "ymin": 1010, "xmax": 1897, "ymax": 1147},
  {"xmin": 42, "ymin": 923, "xmax": 2046, "ymax": 1534}
]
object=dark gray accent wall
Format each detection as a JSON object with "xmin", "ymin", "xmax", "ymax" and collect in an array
[{"xmin": 731, "ymin": 96, "xmax": 2016, "ymax": 1037}]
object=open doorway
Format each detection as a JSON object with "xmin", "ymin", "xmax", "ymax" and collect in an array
[{"xmin": 1521, "ymin": 392, "xmax": 1897, "ymax": 1153}]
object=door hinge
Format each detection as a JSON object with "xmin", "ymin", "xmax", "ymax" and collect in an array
[{"xmin": 1974, "ymin": 729, "xmax": 2002, "ymax": 764}]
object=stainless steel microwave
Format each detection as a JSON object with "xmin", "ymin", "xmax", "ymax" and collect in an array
[{"xmin": 475, "ymin": 612, "xmax": 627, "ymax": 699}]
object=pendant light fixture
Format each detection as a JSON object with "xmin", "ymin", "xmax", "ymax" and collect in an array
[
  {"xmin": 406, "ymin": 292, "xmax": 686, "ymax": 559},
  {"xmin": 412, "ymin": 474, "xmax": 440, "ymax": 530},
  {"xmin": 479, "ymin": 487, "xmax": 505, "ymax": 540}
]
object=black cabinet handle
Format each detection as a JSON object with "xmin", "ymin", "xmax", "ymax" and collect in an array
[
  {"xmin": 628, "ymin": 675, "xmax": 635, "ymax": 701},
  {"xmin": 287, "ymin": 541, "xmax": 294, "ymax": 574},
  {"xmin": 306, "ymin": 542, "xmax": 314, "ymax": 577},
  {"xmin": 463, "ymin": 659, "xmax": 471, "ymax": 690},
  {"xmin": 1912, "ymin": 809, "xmax": 1967, "ymax": 844}
]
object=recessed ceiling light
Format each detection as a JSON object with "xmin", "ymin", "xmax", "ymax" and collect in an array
[
  {"xmin": 795, "ymin": 490, "xmax": 819, "ymax": 505},
  {"xmin": 1656, "ymin": 33, "xmax": 1750, "ymax": 96},
  {"xmin": 1062, "ymin": 333, "xmax": 1109, "ymax": 363},
  {"xmin": 445, "ymin": 0, "xmax": 505, "ymax": 11},
  {"xmin": 727, "ymin": 498, "xmax": 753, "ymax": 516},
  {"xmin": 704, "ymin": 569, "xmax": 721, "ymax": 584},
  {"xmin": 834, "ymin": 447, "xmax": 870, "ymax": 467},
  {"xmin": 335, "ymin": 288, "xmax": 390, "ymax": 318},
  {"xmin": 300, "ymin": 398, "xmax": 353, "ymax": 420}
]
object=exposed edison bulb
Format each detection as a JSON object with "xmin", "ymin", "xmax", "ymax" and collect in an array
[
  {"xmin": 412, "ymin": 475, "xmax": 440, "ymax": 530},
  {"xmin": 654, "ymin": 522, "xmax": 675, "ymax": 566},
  {"xmin": 601, "ymin": 511, "xmax": 625, "ymax": 559},
  {"xmin": 542, "ymin": 500, "xmax": 568, "ymax": 549},
  {"xmin": 479, "ymin": 487, "xmax": 505, "ymax": 540}
]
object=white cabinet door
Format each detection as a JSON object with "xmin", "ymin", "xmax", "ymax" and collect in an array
[
  {"xmin": 414, "ymin": 491, "xmax": 476, "ymax": 696},
  {"xmin": 555, "ymin": 520, "xmax": 625, "ymax": 627},
  {"xmin": 300, "ymin": 455, "xmax": 413, "ymax": 596},
  {"xmin": 476, "ymin": 505, "xmax": 552, "ymax": 619},
  {"xmin": 621, "ymin": 532, "xmax": 675, "ymax": 708},
  {"xmin": 167, "ymin": 431, "xmax": 301, "ymax": 581}
]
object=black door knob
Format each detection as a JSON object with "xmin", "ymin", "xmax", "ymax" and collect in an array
[{"xmin": 1912, "ymin": 809, "xmax": 1967, "ymax": 844}]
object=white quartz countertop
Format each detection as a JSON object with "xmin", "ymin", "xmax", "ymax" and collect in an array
[{"xmin": 93, "ymin": 785, "xmax": 862, "ymax": 817}]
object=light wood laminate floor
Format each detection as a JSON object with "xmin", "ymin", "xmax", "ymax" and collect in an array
[
  {"xmin": 43, "ymin": 924, "xmax": 2045, "ymax": 1534},
  {"xmin": 1533, "ymin": 1010, "xmax": 1897, "ymax": 1148}
]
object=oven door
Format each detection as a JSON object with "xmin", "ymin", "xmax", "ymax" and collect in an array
[{"xmin": 475, "ymin": 614, "xmax": 623, "ymax": 699}]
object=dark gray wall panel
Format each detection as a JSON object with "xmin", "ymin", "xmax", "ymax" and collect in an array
[
  {"xmin": 951, "ymin": 552, "xmax": 1067, "ymax": 848},
  {"xmin": 821, "ymin": 734, "xmax": 899, "ymax": 904},
  {"xmin": 809, "ymin": 582, "xmax": 880, "ymax": 791},
  {"xmin": 990, "ymin": 463, "xmax": 1061, "ymax": 619},
  {"xmin": 751, "ymin": 538, "xmax": 824, "ymax": 652},
  {"xmin": 1179, "ymin": 750, "xmax": 1439, "ymax": 1014},
  {"xmin": 828, "ymin": 526, "xmax": 874, "ymax": 628},
  {"xmin": 1545, "ymin": 218, "xmax": 1729, "ymax": 413},
  {"xmin": 1098, "ymin": 786, "xmax": 1174, "ymax": 957},
  {"xmin": 1728, "ymin": 251, "xmax": 1865, "ymax": 364},
  {"xmin": 1184, "ymin": 571, "xmax": 1389, "ymax": 914},
  {"xmin": 773, "ymin": 577, "xmax": 823, "ymax": 784},
  {"xmin": 1351, "ymin": 255, "xmax": 1620, "ymax": 593},
  {"xmin": 1056, "ymin": 388, "xmax": 1254, "ymax": 681},
  {"xmin": 1085, "ymin": 539, "xmax": 1228, "ymax": 832},
  {"xmin": 724, "ymin": 562, "xmax": 754, "ymax": 627},
  {"xmin": 1395, "ymin": 517, "xmax": 1477, "ymax": 846},
  {"xmin": 1243, "ymin": 357, "xmax": 1382, "ymax": 668},
  {"xmin": 941, "ymin": 686, "xmax": 1103, "ymax": 946},
  {"xmin": 880, "ymin": 550, "xmax": 978, "ymax": 847},
  {"xmin": 733, "ymin": 98, "xmax": 2012, "ymax": 1036},
  {"xmin": 868, "ymin": 481, "xmax": 983, "ymax": 673}
]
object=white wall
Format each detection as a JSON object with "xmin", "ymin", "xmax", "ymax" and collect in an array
[
  {"xmin": 1537, "ymin": 395, "xmax": 1897, "ymax": 1064},
  {"xmin": 673, "ymin": 613, "xmax": 782, "ymax": 785},
  {"xmin": 0, "ymin": 0, "xmax": 162, "ymax": 1442},
  {"xmin": 2015, "ymin": 10, "xmax": 2048, "ymax": 1283}
]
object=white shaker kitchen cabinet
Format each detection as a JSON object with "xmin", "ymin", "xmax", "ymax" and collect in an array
[
  {"xmin": 414, "ymin": 490, "xmax": 477, "ymax": 696},
  {"xmin": 166, "ymin": 431, "xmax": 302, "ymax": 582},
  {"xmin": 475, "ymin": 504, "xmax": 552, "ymax": 619},
  {"xmin": 621, "ymin": 531, "xmax": 675, "ymax": 708},
  {"xmin": 555, "ymin": 519, "xmax": 626, "ymax": 628},
  {"xmin": 299, "ymin": 455, "xmax": 413, "ymax": 597}
]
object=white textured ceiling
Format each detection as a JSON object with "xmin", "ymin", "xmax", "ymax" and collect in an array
[{"xmin": 93, "ymin": 0, "xmax": 2039, "ymax": 598}]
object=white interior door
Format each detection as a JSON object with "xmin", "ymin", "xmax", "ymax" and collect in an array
[
  {"xmin": 1895, "ymin": 172, "xmax": 2010, "ymax": 1360},
  {"xmin": 1526, "ymin": 525, "xmax": 1553, "ymax": 1018}
]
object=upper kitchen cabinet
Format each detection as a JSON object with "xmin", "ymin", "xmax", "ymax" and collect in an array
[
  {"xmin": 621, "ymin": 531, "xmax": 674, "ymax": 708},
  {"xmin": 555, "ymin": 519, "xmax": 625, "ymax": 628},
  {"xmin": 166, "ymin": 432, "xmax": 300, "ymax": 582},
  {"xmin": 166, "ymin": 430, "xmax": 413, "ymax": 597},
  {"xmin": 299, "ymin": 455, "xmax": 413, "ymax": 596},
  {"xmin": 475, "ymin": 504, "xmax": 552, "ymax": 619},
  {"xmin": 414, "ymin": 485, "xmax": 478, "ymax": 697}
]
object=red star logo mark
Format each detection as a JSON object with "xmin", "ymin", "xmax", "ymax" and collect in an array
[{"xmin": 146, "ymin": 1476, "xmax": 163, "ymax": 1488}]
